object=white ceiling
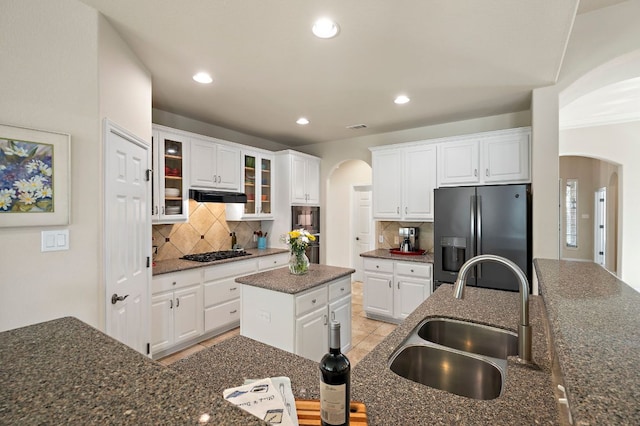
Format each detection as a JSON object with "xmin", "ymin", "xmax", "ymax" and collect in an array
[{"xmin": 79, "ymin": 0, "xmax": 628, "ymax": 147}]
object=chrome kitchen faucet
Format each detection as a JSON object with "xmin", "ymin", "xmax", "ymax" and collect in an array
[{"xmin": 453, "ymin": 254, "xmax": 532, "ymax": 363}]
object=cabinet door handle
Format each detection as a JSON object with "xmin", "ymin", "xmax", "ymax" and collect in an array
[
  {"xmin": 172, "ymin": 281, "xmax": 177, "ymax": 286},
  {"xmin": 311, "ymin": 298, "xmax": 317, "ymax": 304},
  {"xmin": 169, "ymin": 299, "xmax": 173, "ymax": 309},
  {"xmin": 388, "ymin": 280, "xmax": 392, "ymax": 288},
  {"xmin": 230, "ymin": 309, "xmax": 237, "ymax": 314},
  {"xmin": 331, "ymin": 311, "xmax": 335, "ymax": 321},
  {"xmin": 340, "ymin": 287, "xmax": 345, "ymax": 292},
  {"xmin": 486, "ymin": 168, "xmax": 489, "ymax": 177},
  {"xmin": 230, "ymin": 287, "xmax": 237, "ymax": 291},
  {"xmin": 218, "ymin": 175, "xmax": 221, "ymax": 183},
  {"xmin": 175, "ymin": 298, "xmax": 180, "ymax": 307},
  {"xmin": 405, "ymin": 206, "xmax": 408, "ymax": 214},
  {"xmin": 397, "ymin": 206, "xmax": 400, "ymax": 214},
  {"xmin": 397, "ymin": 281, "xmax": 400, "ymax": 289},
  {"xmin": 323, "ymin": 314, "xmax": 328, "ymax": 325},
  {"xmin": 161, "ymin": 206, "xmax": 165, "ymax": 215}
]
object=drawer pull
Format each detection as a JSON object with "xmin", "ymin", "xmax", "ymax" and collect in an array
[
  {"xmin": 311, "ymin": 298, "xmax": 317, "ymax": 304},
  {"xmin": 376, "ymin": 265, "xmax": 379, "ymax": 269},
  {"xmin": 340, "ymin": 287, "xmax": 345, "ymax": 292},
  {"xmin": 230, "ymin": 287, "xmax": 237, "ymax": 291},
  {"xmin": 172, "ymin": 281, "xmax": 177, "ymax": 286},
  {"xmin": 411, "ymin": 269, "xmax": 414, "ymax": 273},
  {"xmin": 230, "ymin": 309, "xmax": 237, "ymax": 314}
]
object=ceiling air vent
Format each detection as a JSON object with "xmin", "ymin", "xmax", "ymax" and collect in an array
[{"xmin": 346, "ymin": 124, "xmax": 367, "ymax": 130}]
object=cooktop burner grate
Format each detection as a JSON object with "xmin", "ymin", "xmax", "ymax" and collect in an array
[{"xmin": 181, "ymin": 250, "xmax": 252, "ymax": 263}]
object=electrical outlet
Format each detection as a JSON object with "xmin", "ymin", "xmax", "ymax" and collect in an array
[
  {"xmin": 378, "ymin": 235, "xmax": 384, "ymax": 243},
  {"xmin": 394, "ymin": 236, "xmax": 399, "ymax": 245}
]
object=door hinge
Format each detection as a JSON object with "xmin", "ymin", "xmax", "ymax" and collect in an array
[
  {"xmin": 599, "ymin": 251, "xmax": 604, "ymax": 255},
  {"xmin": 599, "ymin": 225, "xmax": 604, "ymax": 229},
  {"xmin": 145, "ymin": 169, "xmax": 153, "ymax": 182},
  {"xmin": 146, "ymin": 343, "xmax": 150, "ymax": 355},
  {"xmin": 146, "ymin": 256, "xmax": 150, "ymax": 268}
]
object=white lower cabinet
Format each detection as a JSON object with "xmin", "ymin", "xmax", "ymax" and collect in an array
[
  {"xmin": 151, "ymin": 252, "xmax": 289, "ymax": 358},
  {"xmin": 363, "ymin": 258, "xmax": 432, "ymax": 323},
  {"xmin": 257, "ymin": 252, "xmax": 289, "ymax": 271},
  {"xmin": 203, "ymin": 258, "xmax": 257, "ymax": 334},
  {"xmin": 151, "ymin": 269, "xmax": 203, "ymax": 355},
  {"xmin": 241, "ymin": 276, "xmax": 352, "ymax": 362}
]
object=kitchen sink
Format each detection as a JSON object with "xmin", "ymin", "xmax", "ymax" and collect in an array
[
  {"xmin": 388, "ymin": 344, "xmax": 505, "ymax": 400},
  {"xmin": 417, "ymin": 317, "xmax": 518, "ymax": 359},
  {"xmin": 387, "ymin": 316, "xmax": 516, "ymax": 400}
]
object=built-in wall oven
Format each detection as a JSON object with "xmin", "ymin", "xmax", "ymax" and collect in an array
[{"xmin": 291, "ymin": 206, "xmax": 320, "ymax": 264}]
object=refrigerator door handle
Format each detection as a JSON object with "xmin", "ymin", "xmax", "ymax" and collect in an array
[
  {"xmin": 469, "ymin": 195, "xmax": 476, "ymax": 260},
  {"xmin": 477, "ymin": 195, "xmax": 482, "ymax": 279}
]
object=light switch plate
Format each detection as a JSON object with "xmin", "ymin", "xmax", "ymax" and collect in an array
[{"xmin": 41, "ymin": 229, "xmax": 69, "ymax": 252}]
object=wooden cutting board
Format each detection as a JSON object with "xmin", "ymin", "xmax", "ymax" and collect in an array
[{"xmin": 295, "ymin": 399, "xmax": 368, "ymax": 425}]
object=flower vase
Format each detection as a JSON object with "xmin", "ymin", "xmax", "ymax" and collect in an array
[{"xmin": 289, "ymin": 251, "xmax": 310, "ymax": 275}]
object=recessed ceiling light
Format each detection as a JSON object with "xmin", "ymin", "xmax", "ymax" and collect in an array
[
  {"xmin": 193, "ymin": 72, "xmax": 213, "ymax": 84},
  {"xmin": 394, "ymin": 95, "xmax": 410, "ymax": 105},
  {"xmin": 296, "ymin": 117, "xmax": 310, "ymax": 125},
  {"xmin": 312, "ymin": 18, "xmax": 339, "ymax": 39}
]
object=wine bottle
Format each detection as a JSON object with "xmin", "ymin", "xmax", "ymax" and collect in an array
[{"xmin": 319, "ymin": 321, "xmax": 351, "ymax": 426}]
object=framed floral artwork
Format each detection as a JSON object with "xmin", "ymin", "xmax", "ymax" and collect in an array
[{"xmin": 0, "ymin": 124, "xmax": 70, "ymax": 227}]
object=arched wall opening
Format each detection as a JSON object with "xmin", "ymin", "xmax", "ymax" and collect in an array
[{"xmin": 324, "ymin": 159, "xmax": 372, "ymax": 269}]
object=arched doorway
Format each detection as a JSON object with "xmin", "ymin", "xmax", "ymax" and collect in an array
[
  {"xmin": 559, "ymin": 155, "xmax": 619, "ymax": 274},
  {"xmin": 325, "ymin": 159, "xmax": 372, "ymax": 278}
]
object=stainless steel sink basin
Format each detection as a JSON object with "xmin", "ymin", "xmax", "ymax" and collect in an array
[
  {"xmin": 417, "ymin": 317, "xmax": 518, "ymax": 359},
  {"xmin": 388, "ymin": 344, "xmax": 504, "ymax": 400}
]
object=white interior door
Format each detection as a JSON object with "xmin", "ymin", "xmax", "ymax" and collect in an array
[
  {"xmin": 594, "ymin": 187, "xmax": 606, "ymax": 266},
  {"xmin": 352, "ymin": 186, "xmax": 374, "ymax": 282},
  {"xmin": 105, "ymin": 120, "xmax": 151, "ymax": 355}
]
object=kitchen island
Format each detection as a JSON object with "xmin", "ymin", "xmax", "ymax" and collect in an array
[{"xmin": 235, "ymin": 263, "xmax": 355, "ymax": 362}]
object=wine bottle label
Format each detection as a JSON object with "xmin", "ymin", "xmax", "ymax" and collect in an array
[{"xmin": 320, "ymin": 381, "xmax": 347, "ymax": 425}]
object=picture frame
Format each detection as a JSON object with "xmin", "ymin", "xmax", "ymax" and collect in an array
[{"xmin": 0, "ymin": 124, "xmax": 70, "ymax": 227}]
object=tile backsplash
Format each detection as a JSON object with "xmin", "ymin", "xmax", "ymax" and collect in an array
[
  {"xmin": 376, "ymin": 221, "xmax": 434, "ymax": 252},
  {"xmin": 153, "ymin": 199, "xmax": 263, "ymax": 261}
]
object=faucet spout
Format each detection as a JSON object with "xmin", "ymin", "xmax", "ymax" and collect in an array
[{"xmin": 452, "ymin": 254, "xmax": 532, "ymax": 363}]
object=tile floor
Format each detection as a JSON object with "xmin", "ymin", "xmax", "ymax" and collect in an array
[{"xmin": 158, "ymin": 281, "xmax": 397, "ymax": 367}]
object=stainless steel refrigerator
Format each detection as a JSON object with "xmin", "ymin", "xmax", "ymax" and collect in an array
[{"xmin": 433, "ymin": 184, "xmax": 531, "ymax": 292}]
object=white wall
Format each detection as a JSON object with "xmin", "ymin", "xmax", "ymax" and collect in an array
[
  {"xmin": 0, "ymin": 0, "xmax": 152, "ymax": 332},
  {"xmin": 152, "ymin": 109, "xmax": 289, "ymax": 152},
  {"xmin": 0, "ymin": 0, "xmax": 101, "ymax": 332},
  {"xmin": 561, "ymin": 122, "xmax": 640, "ymax": 290}
]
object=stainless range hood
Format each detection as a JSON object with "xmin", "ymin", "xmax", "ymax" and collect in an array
[{"xmin": 189, "ymin": 189, "xmax": 247, "ymax": 204}]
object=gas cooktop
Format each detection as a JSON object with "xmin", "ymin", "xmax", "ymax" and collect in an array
[{"xmin": 181, "ymin": 250, "xmax": 252, "ymax": 263}]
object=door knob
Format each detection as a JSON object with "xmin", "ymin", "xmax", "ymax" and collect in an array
[{"xmin": 111, "ymin": 293, "xmax": 129, "ymax": 304}]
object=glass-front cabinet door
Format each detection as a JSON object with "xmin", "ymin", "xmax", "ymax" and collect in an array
[
  {"xmin": 241, "ymin": 150, "xmax": 274, "ymax": 219},
  {"xmin": 152, "ymin": 129, "xmax": 189, "ymax": 223}
]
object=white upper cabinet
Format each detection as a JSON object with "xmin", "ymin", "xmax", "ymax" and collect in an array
[
  {"xmin": 291, "ymin": 153, "xmax": 320, "ymax": 205},
  {"xmin": 438, "ymin": 127, "xmax": 531, "ymax": 187},
  {"xmin": 190, "ymin": 136, "xmax": 241, "ymax": 190},
  {"xmin": 371, "ymin": 144, "xmax": 436, "ymax": 221},
  {"xmin": 277, "ymin": 151, "xmax": 321, "ymax": 206},
  {"xmin": 482, "ymin": 131, "xmax": 530, "ymax": 183},
  {"xmin": 437, "ymin": 139, "xmax": 481, "ymax": 186},
  {"xmin": 151, "ymin": 129, "xmax": 189, "ymax": 223}
]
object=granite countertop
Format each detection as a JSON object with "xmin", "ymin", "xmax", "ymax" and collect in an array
[
  {"xmin": 360, "ymin": 248, "xmax": 434, "ymax": 264},
  {"xmin": 153, "ymin": 248, "xmax": 289, "ymax": 275},
  {"xmin": 235, "ymin": 264, "xmax": 355, "ymax": 294},
  {"xmin": 534, "ymin": 259, "xmax": 640, "ymax": 425},
  {"xmin": 0, "ymin": 317, "xmax": 264, "ymax": 425}
]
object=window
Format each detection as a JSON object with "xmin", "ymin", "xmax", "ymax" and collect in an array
[{"xmin": 565, "ymin": 179, "xmax": 578, "ymax": 248}]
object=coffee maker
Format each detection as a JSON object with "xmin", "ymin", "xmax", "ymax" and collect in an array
[{"xmin": 399, "ymin": 227, "xmax": 419, "ymax": 252}]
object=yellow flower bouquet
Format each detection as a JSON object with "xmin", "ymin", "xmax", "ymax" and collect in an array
[{"xmin": 282, "ymin": 228, "xmax": 316, "ymax": 274}]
